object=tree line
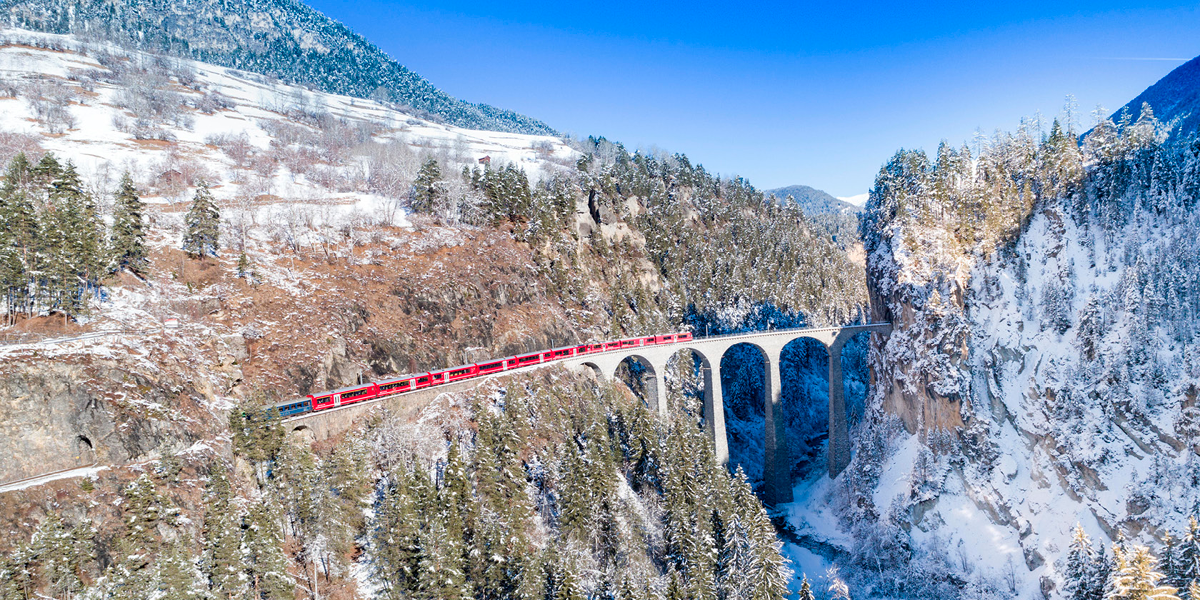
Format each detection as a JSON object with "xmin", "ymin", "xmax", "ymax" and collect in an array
[{"xmin": 0, "ymin": 151, "xmax": 226, "ymax": 324}]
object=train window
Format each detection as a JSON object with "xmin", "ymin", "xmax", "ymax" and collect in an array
[
  {"xmin": 417, "ymin": 376, "xmax": 429, "ymax": 384},
  {"xmin": 449, "ymin": 368, "xmax": 472, "ymax": 378},
  {"xmin": 480, "ymin": 362, "xmax": 502, "ymax": 371}
]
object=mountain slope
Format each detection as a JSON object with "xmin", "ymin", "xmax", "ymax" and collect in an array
[
  {"xmin": 768, "ymin": 184, "xmax": 859, "ymax": 215},
  {"xmin": 0, "ymin": 0, "xmax": 556, "ymax": 135},
  {"xmin": 1114, "ymin": 54, "xmax": 1200, "ymax": 135}
]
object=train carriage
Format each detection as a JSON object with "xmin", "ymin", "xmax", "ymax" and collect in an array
[
  {"xmin": 477, "ymin": 360, "xmax": 506, "ymax": 375},
  {"xmin": 275, "ymin": 398, "xmax": 312, "ymax": 417},
  {"xmin": 376, "ymin": 377, "xmax": 413, "ymax": 396},
  {"xmin": 279, "ymin": 330, "xmax": 696, "ymax": 418},
  {"xmin": 446, "ymin": 364, "xmax": 478, "ymax": 382}
]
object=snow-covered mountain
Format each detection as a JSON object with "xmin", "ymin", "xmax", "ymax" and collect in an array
[
  {"xmin": 768, "ymin": 184, "xmax": 861, "ymax": 215},
  {"xmin": 0, "ymin": 0, "xmax": 555, "ymax": 135},
  {"xmin": 0, "ymin": 26, "xmax": 578, "ymax": 216},
  {"xmin": 785, "ymin": 91, "xmax": 1200, "ymax": 597},
  {"xmin": 1114, "ymin": 55, "xmax": 1200, "ymax": 136}
]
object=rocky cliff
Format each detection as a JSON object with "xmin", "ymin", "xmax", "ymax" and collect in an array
[{"xmin": 831, "ymin": 110, "xmax": 1200, "ymax": 597}]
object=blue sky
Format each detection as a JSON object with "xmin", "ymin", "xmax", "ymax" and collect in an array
[{"xmin": 306, "ymin": 1, "xmax": 1200, "ymax": 197}]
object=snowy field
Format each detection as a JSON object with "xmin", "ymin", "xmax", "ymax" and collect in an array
[{"xmin": 0, "ymin": 26, "xmax": 579, "ymax": 220}]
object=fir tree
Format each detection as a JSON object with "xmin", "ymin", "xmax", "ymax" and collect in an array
[
  {"xmin": 798, "ymin": 575, "xmax": 815, "ymax": 600},
  {"xmin": 244, "ymin": 499, "xmax": 293, "ymax": 600},
  {"xmin": 412, "ymin": 158, "xmax": 442, "ymax": 214},
  {"xmin": 109, "ymin": 172, "xmax": 147, "ymax": 274},
  {"xmin": 1105, "ymin": 544, "xmax": 1179, "ymax": 600},
  {"xmin": 202, "ymin": 464, "xmax": 244, "ymax": 600},
  {"xmin": 183, "ymin": 181, "xmax": 220, "ymax": 259}
]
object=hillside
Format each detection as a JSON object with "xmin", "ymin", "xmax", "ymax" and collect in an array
[
  {"xmin": 0, "ymin": 0, "xmax": 556, "ymax": 135},
  {"xmin": 0, "ymin": 24, "xmax": 869, "ymax": 599},
  {"xmin": 767, "ymin": 184, "xmax": 860, "ymax": 216},
  {"xmin": 1114, "ymin": 54, "xmax": 1200, "ymax": 136}
]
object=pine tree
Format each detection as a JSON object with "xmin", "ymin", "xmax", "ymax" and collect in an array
[
  {"xmin": 155, "ymin": 541, "xmax": 206, "ymax": 600},
  {"xmin": 110, "ymin": 172, "xmax": 147, "ymax": 274},
  {"xmin": 244, "ymin": 499, "xmax": 293, "ymax": 600},
  {"xmin": 39, "ymin": 161, "xmax": 101, "ymax": 318},
  {"xmin": 1182, "ymin": 518, "xmax": 1200, "ymax": 585},
  {"xmin": 716, "ymin": 514, "xmax": 753, "ymax": 600},
  {"xmin": 1079, "ymin": 296, "xmax": 1104, "ymax": 362},
  {"xmin": 1069, "ymin": 524, "xmax": 1104, "ymax": 600},
  {"xmin": 1105, "ymin": 544, "xmax": 1179, "ymax": 600},
  {"xmin": 236, "ymin": 251, "xmax": 253, "ymax": 281},
  {"xmin": 798, "ymin": 575, "xmax": 815, "ymax": 600},
  {"xmin": 119, "ymin": 474, "xmax": 175, "ymax": 562},
  {"xmin": 183, "ymin": 181, "xmax": 220, "ymax": 259},
  {"xmin": 202, "ymin": 464, "xmax": 244, "ymax": 600},
  {"xmin": 416, "ymin": 517, "xmax": 470, "ymax": 600},
  {"xmin": 373, "ymin": 471, "xmax": 422, "ymax": 599},
  {"xmin": 31, "ymin": 514, "xmax": 90, "ymax": 600},
  {"xmin": 411, "ymin": 158, "xmax": 442, "ymax": 214},
  {"xmin": 1164, "ymin": 532, "xmax": 1183, "ymax": 592},
  {"xmin": 0, "ymin": 153, "xmax": 38, "ymax": 322}
]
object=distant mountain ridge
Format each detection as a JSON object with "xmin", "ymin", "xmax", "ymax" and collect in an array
[
  {"xmin": 1113, "ymin": 54, "xmax": 1200, "ymax": 135},
  {"xmin": 0, "ymin": 0, "xmax": 556, "ymax": 135},
  {"xmin": 767, "ymin": 184, "xmax": 860, "ymax": 215}
]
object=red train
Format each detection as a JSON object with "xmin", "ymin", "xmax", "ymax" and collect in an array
[{"xmin": 274, "ymin": 331, "xmax": 694, "ymax": 417}]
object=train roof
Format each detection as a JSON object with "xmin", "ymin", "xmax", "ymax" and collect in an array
[{"xmin": 314, "ymin": 381, "xmax": 378, "ymax": 396}]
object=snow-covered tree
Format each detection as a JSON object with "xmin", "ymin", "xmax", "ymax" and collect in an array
[
  {"xmin": 1105, "ymin": 544, "xmax": 1179, "ymax": 600},
  {"xmin": 109, "ymin": 172, "xmax": 147, "ymax": 274},
  {"xmin": 183, "ymin": 181, "xmax": 220, "ymax": 259}
]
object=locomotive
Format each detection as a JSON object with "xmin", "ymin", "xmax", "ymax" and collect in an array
[{"xmin": 273, "ymin": 331, "xmax": 694, "ymax": 418}]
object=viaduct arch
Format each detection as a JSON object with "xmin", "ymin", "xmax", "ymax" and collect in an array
[{"xmin": 560, "ymin": 323, "xmax": 891, "ymax": 504}]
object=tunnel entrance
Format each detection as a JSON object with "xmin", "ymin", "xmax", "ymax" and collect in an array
[{"xmin": 74, "ymin": 435, "xmax": 95, "ymax": 465}]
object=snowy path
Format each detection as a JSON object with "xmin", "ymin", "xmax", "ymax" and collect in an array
[{"xmin": 0, "ymin": 465, "xmax": 107, "ymax": 494}]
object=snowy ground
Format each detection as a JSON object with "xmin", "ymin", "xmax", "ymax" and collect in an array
[
  {"xmin": 0, "ymin": 26, "xmax": 579, "ymax": 215},
  {"xmin": 0, "ymin": 465, "xmax": 108, "ymax": 493}
]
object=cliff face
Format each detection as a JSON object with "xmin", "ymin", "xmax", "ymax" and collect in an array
[
  {"xmin": 837, "ymin": 116, "xmax": 1200, "ymax": 596},
  {"xmin": 864, "ymin": 200, "xmax": 971, "ymax": 435},
  {"xmin": 0, "ymin": 337, "xmax": 239, "ymax": 483}
]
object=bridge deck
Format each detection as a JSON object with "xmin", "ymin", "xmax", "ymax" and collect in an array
[{"xmin": 284, "ymin": 322, "xmax": 890, "ymax": 425}]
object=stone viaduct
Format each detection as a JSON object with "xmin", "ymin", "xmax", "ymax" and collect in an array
[
  {"xmin": 559, "ymin": 323, "xmax": 891, "ymax": 504},
  {"xmin": 286, "ymin": 323, "xmax": 891, "ymax": 505}
]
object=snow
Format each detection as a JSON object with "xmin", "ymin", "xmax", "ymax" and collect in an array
[
  {"xmin": 0, "ymin": 26, "xmax": 580, "ymax": 220},
  {"xmin": 837, "ymin": 193, "xmax": 869, "ymax": 207},
  {"xmin": 0, "ymin": 465, "xmax": 108, "ymax": 494}
]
